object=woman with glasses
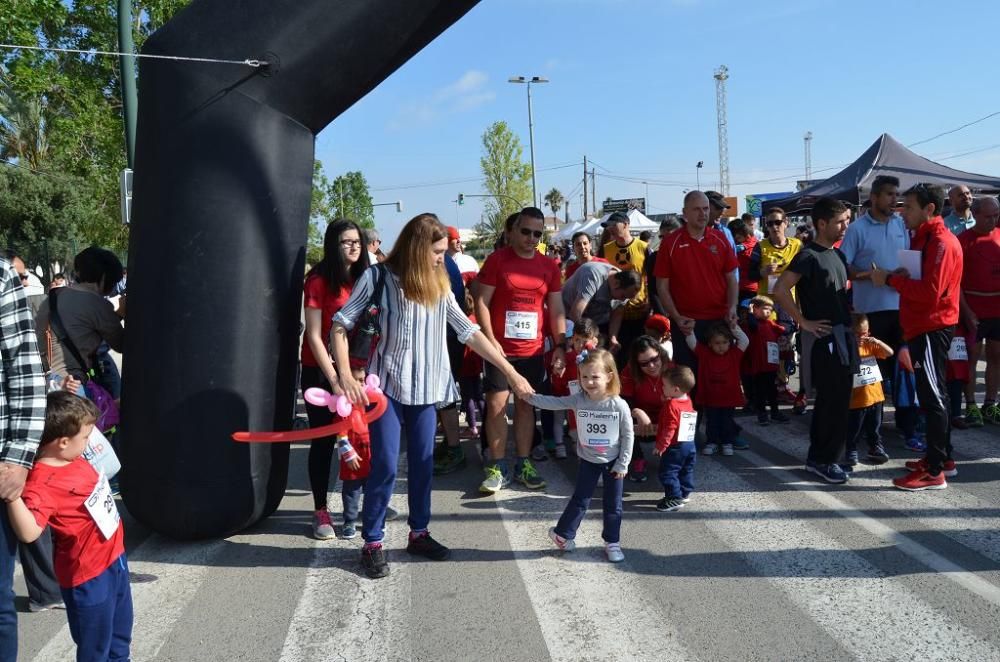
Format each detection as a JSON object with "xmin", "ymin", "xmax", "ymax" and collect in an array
[
  {"xmin": 300, "ymin": 219, "xmax": 370, "ymax": 541},
  {"xmin": 332, "ymin": 213, "xmax": 534, "ymax": 579},
  {"xmin": 620, "ymin": 336, "xmax": 670, "ymax": 482}
]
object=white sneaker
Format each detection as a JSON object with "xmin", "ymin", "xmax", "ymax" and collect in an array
[
  {"xmin": 605, "ymin": 543, "xmax": 625, "ymax": 563},
  {"xmin": 702, "ymin": 443, "xmax": 719, "ymax": 456},
  {"xmin": 548, "ymin": 527, "xmax": 576, "ymax": 552},
  {"xmin": 721, "ymin": 444, "xmax": 734, "ymax": 456},
  {"xmin": 554, "ymin": 443, "xmax": 568, "ymax": 459}
]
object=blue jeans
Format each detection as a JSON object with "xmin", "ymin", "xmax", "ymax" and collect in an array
[
  {"xmin": 705, "ymin": 407, "xmax": 738, "ymax": 445},
  {"xmin": 363, "ymin": 397, "xmax": 437, "ymax": 543},
  {"xmin": 658, "ymin": 442, "xmax": 696, "ymax": 499},
  {"xmin": 554, "ymin": 459, "xmax": 623, "ymax": 544},
  {"xmin": 847, "ymin": 404, "xmax": 882, "ymax": 451},
  {"xmin": 342, "ymin": 479, "xmax": 365, "ymax": 525},
  {"xmin": 62, "ymin": 554, "xmax": 133, "ymax": 662},
  {"xmin": 0, "ymin": 508, "xmax": 17, "ymax": 662}
]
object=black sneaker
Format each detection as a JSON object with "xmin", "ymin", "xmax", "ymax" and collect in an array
[
  {"xmin": 770, "ymin": 411, "xmax": 790, "ymax": 423},
  {"xmin": 433, "ymin": 445, "xmax": 466, "ymax": 475},
  {"xmin": 361, "ymin": 545, "xmax": 390, "ymax": 579},
  {"xmin": 406, "ymin": 533, "xmax": 451, "ymax": 561},
  {"xmin": 757, "ymin": 413, "xmax": 770, "ymax": 426},
  {"xmin": 656, "ymin": 497, "xmax": 685, "ymax": 512},
  {"xmin": 867, "ymin": 443, "xmax": 890, "ymax": 465}
]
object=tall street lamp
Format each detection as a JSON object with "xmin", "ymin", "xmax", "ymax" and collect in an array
[
  {"xmin": 696, "ymin": 161, "xmax": 704, "ymax": 190},
  {"xmin": 509, "ymin": 76, "xmax": 549, "ymax": 209}
]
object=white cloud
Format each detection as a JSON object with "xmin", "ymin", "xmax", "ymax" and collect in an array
[{"xmin": 388, "ymin": 70, "xmax": 495, "ymax": 130}]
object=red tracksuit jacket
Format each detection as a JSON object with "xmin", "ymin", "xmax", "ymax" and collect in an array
[{"xmin": 889, "ymin": 217, "xmax": 962, "ymax": 341}]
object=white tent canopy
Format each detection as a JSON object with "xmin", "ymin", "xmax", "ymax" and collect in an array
[{"xmin": 555, "ymin": 208, "xmax": 657, "ymax": 242}]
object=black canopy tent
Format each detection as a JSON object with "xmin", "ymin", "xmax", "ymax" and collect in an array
[{"xmin": 762, "ymin": 133, "xmax": 1000, "ymax": 214}]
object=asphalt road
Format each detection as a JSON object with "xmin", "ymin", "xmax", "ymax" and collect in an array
[{"xmin": 14, "ymin": 401, "xmax": 1000, "ymax": 662}]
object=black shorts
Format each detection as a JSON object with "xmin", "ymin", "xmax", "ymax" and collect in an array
[
  {"xmin": 978, "ymin": 318, "xmax": 1000, "ymax": 342},
  {"xmin": 484, "ymin": 355, "xmax": 546, "ymax": 394}
]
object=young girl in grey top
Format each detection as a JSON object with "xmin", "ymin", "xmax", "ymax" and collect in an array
[{"xmin": 523, "ymin": 348, "xmax": 634, "ymax": 563}]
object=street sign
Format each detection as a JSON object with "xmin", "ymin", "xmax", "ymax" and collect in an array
[{"xmin": 603, "ymin": 198, "xmax": 646, "ymax": 214}]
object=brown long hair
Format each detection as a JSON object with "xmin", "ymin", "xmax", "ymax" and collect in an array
[{"xmin": 385, "ymin": 213, "xmax": 450, "ymax": 306}]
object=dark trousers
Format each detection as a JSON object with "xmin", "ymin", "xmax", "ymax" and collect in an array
[
  {"xmin": 0, "ymin": 508, "xmax": 17, "ymax": 662},
  {"xmin": 866, "ymin": 310, "xmax": 903, "ymax": 398},
  {"xmin": 808, "ymin": 336, "xmax": 855, "ymax": 464},
  {"xmin": 658, "ymin": 442, "xmax": 697, "ymax": 499},
  {"xmin": 459, "ymin": 375, "xmax": 484, "ymax": 430},
  {"xmin": 364, "ymin": 397, "xmax": 437, "ymax": 543},
  {"xmin": 847, "ymin": 404, "xmax": 883, "ymax": 451},
  {"xmin": 630, "ymin": 435, "xmax": 653, "ymax": 463},
  {"xmin": 947, "ymin": 380, "xmax": 965, "ymax": 418},
  {"xmin": 705, "ymin": 407, "xmax": 738, "ymax": 444},
  {"xmin": 342, "ymin": 479, "xmax": 365, "ymax": 525},
  {"xmin": 18, "ymin": 528, "xmax": 61, "ymax": 607},
  {"xmin": 910, "ymin": 327, "xmax": 955, "ymax": 474},
  {"xmin": 554, "ymin": 459, "xmax": 623, "ymax": 544},
  {"xmin": 752, "ymin": 371, "xmax": 779, "ymax": 414},
  {"xmin": 62, "ymin": 554, "xmax": 133, "ymax": 662},
  {"xmin": 301, "ymin": 365, "xmax": 339, "ymax": 511}
]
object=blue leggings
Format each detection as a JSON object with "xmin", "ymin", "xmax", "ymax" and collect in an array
[{"xmin": 363, "ymin": 397, "xmax": 437, "ymax": 543}]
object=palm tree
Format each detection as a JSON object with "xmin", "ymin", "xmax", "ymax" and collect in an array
[
  {"xmin": 0, "ymin": 75, "xmax": 50, "ymax": 170},
  {"xmin": 543, "ymin": 187, "xmax": 564, "ymax": 230}
]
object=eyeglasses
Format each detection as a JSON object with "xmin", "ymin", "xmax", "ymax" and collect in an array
[
  {"xmin": 340, "ymin": 239, "xmax": 362, "ymax": 247},
  {"xmin": 638, "ymin": 355, "xmax": 662, "ymax": 368},
  {"xmin": 519, "ymin": 228, "xmax": 543, "ymax": 239},
  {"xmin": 765, "ymin": 220, "xmax": 785, "ymax": 228}
]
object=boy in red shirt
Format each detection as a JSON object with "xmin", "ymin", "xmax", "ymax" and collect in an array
[
  {"xmin": 7, "ymin": 392, "xmax": 132, "ymax": 662},
  {"xmin": 685, "ymin": 320, "xmax": 750, "ymax": 456},
  {"xmin": 653, "ymin": 365, "xmax": 697, "ymax": 512},
  {"xmin": 729, "ymin": 219, "xmax": 759, "ymax": 302},
  {"xmin": 744, "ymin": 295, "xmax": 791, "ymax": 426},
  {"xmin": 337, "ymin": 428, "xmax": 371, "ymax": 539}
]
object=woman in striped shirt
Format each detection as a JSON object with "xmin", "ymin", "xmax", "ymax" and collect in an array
[{"xmin": 331, "ymin": 214, "xmax": 533, "ymax": 579}]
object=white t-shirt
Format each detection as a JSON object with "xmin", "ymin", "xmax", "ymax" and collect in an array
[{"xmin": 452, "ymin": 252, "xmax": 479, "ymax": 276}]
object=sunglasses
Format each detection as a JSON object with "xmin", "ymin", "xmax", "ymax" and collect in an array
[
  {"xmin": 18, "ymin": 273, "xmax": 28, "ymax": 281},
  {"xmin": 340, "ymin": 239, "xmax": 362, "ymax": 247},
  {"xmin": 519, "ymin": 228, "xmax": 543, "ymax": 239},
  {"xmin": 765, "ymin": 220, "xmax": 785, "ymax": 228},
  {"xmin": 638, "ymin": 355, "xmax": 662, "ymax": 368}
]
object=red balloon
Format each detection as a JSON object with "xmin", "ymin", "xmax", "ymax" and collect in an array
[{"xmin": 232, "ymin": 391, "xmax": 388, "ymax": 443}]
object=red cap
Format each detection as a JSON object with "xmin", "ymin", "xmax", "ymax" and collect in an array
[
  {"xmin": 645, "ymin": 314, "xmax": 671, "ymax": 335},
  {"xmin": 447, "ymin": 226, "xmax": 461, "ymax": 241}
]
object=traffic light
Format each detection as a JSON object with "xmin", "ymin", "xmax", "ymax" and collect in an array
[{"xmin": 458, "ymin": 193, "xmax": 464, "ymax": 205}]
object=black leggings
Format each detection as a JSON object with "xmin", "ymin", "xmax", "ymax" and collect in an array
[{"xmin": 301, "ymin": 365, "xmax": 338, "ymax": 510}]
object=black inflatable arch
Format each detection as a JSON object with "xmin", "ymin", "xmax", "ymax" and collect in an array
[{"xmin": 122, "ymin": 0, "xmax": 480, "ymax": 539}]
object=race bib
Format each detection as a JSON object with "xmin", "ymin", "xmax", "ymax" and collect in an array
[
  {"xmin": 766, "ymin": 341, "xmax": 780, "ymax": 364},
  {"xmin": 504, "ymin": 311, "xmax": 538, "ymax": 340},
  {"xmin": 84, "ymin": 472, "xmax": 120, "ymax": 540},
  {"xmin": 678, "ymin": 411, "xmax": 697, "ymax": 442},
  {"xmin": 576, "ymin": 409, "xmax": 620, "ymax": 449},
  {"xmin": 568, "ymin": 380, "xmax": 581, "ymax": 395},
  {"xmin": 852, "ymin": 357, "xmax": 882, "ymax": 388},
  {"xmin": 949, "ymin": 336, "xmax": 968, "ymax": 361}
]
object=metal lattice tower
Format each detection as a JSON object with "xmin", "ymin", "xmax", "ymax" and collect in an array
[
  {"xmin": 713, "ymin": 65, "xmax": 730, "ymax": 195},
  {"xmin": 804, "ymin": 131, "xmax": 813, "ymax": 182}
]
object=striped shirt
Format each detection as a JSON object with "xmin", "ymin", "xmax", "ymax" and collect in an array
[
  {"xmin": 333, "ymin": 265, "xmax": 479, "ymax": 406},
  {"xmin": 0, "ymin": 258, "xmax": 47, "ymax": 468}
]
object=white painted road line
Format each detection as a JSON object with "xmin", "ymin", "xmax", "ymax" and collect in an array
[
  {"xmin": 492, "ymin": 466, "xmax": 698, "ymax": 662},
  {"xmin": 697, "ymin": 458, "xmax": 1000, "ymax": 661}
]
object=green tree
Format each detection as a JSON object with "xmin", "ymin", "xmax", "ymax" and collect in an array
[
  {"xmin": 543, "ymin": 187, "xmax": 564, "ymax": 230},
  {"xmin": 474, "ymin": 121, "xmax": 531, "ymax": 245},
  {"xmin": 307, "ymin": 159, "xmax": 333, "ymax": 266},
  {"xmin": 0, "ymin": 1, "xmax": 193, "ymax": 252},
  {"xmin": 0, "ymin": 75, "xmax": 50, "ymax": 170},
  {"xmin": 327, "ymin": 171, "xmax": 375, "ymax": 229}
]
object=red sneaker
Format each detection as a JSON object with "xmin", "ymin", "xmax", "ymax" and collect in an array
[
  {"xmin": 893, "ymin": 469, "xmax": 947, "ymax": 491},
  {"xmin": 792, "ymin": 393, "xmax": 807, "ymax": 414},
  {"xmin": 903, "ymin": 458, "xmax": 958, "ymax": 477}
]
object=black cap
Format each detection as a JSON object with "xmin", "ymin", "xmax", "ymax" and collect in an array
[
  {"xmin": 706, "ymin": 191, "xmax": 730, "ymax": 209},
  {"xmin": 601, "ymin": 211, "xmax": 630, "ymax": 227}
]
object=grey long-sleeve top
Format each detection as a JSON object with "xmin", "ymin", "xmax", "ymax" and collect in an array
[{"xmin": 528, "ymin": 393, "xmax": 634, "ymax": 473}]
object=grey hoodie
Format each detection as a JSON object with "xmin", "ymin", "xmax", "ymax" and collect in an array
[{"xmin": 527, "ymin": 393, "xmax": 634, "ymax": 473}]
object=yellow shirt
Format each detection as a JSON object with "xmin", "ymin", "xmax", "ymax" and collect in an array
[
  {"xmin": 604, "ymin": 238, "xmax": 648, "ymax": 319},
  {"xmin": 756, "ymin": 237, "xmax": 802, "ymax": 295}
]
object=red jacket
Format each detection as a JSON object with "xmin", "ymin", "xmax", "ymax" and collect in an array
[{"xmin": 888, "ymin": 217, "xmax": 962, "ymax": 340}]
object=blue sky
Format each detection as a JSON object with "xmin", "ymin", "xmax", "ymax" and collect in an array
[{"xmin": 316, "ymin": 0, "xmax": 1000, "ymax": 249}]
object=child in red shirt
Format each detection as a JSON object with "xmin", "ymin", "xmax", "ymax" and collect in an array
[
  {"xmin": 8, "ymin": 392, "xmax": 132, "ymax": 662},
  {"xmin": 685, "ymin": 320, "xmax": 749, "ymax": 457},
  {"xmin": 744, "ymin": 295, "xmax": 791, "ymax": 426},
  {"xmin": 643, "ymin": 314, "xmax": 673, "ymax": 362},
  {"xmin": 653, "ymin": 365, "xmax": 698, "ymax": 512},
  {"xmin": 946, "ymin": 322, "xmax": 971, "ymax": 430},
  {"xmin": 460, "ymin": 291, "xmax": 485, "ymax": 437},
  {"xmin": 548, "ymin": 318, "xmax": 600, "ymax": 458},
  {"xmin": 337, "ymin": 428, "xmax": 372, "ymax": 539},
  {"xmin": 729, "ymin": 219, "xmax": 759, "ymax": 301}
]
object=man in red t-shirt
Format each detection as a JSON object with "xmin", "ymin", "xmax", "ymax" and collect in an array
[
  {"xmin": 475, "ymin": 207, "xmax": 567, "ymax": 494},
  {"xmin": 958, "ymin": 196, "xmax": 1000, "ymax": 422},
  {"xmin": 564, "ymin": 231, "xmax": 610, "ymax": 281},
  {"xmin": 654, "ymin": 191, "xmax": 739, "ymax": 372}
]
